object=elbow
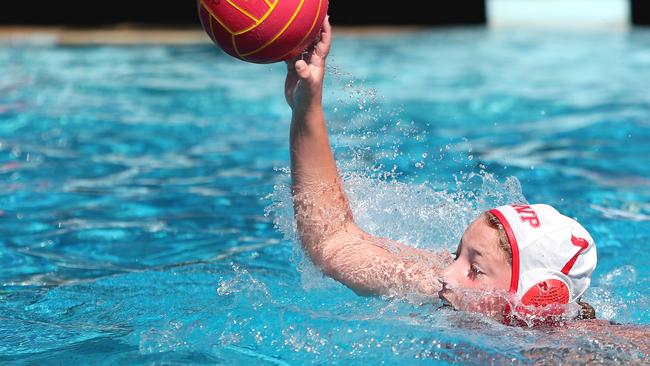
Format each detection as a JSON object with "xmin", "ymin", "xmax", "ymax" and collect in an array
[
  {"xmin": 299, "ymin": 236, "xmax": 337, "ymax": 274},
  {"xmin": 308, "ymin": 235, "xmax": 380, "ymax": 297},
  {"xmin": 297, "ymin": 220, "xmax": 358, "ymax": 267},
  {"xmin": 298, "ymin": 225, "xmax": 353, "ymax": 273}
]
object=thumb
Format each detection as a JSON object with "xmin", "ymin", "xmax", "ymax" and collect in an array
[{"xmin": 295, "ymin": 60, "xmax": 312, "ymax": 81}]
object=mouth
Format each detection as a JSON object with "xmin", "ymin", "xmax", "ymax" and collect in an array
[{"xmin": 438, "ymin": 289, "xmax": 455, "ymax": 310}]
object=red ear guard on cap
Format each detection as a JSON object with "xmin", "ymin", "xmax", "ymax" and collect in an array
[
  {"xmin": 521, "ymin": 279, "xmax": 570, "ymax": 306},
  {"xmin": 503, "ymin": 279, "xmax": 570, "ymax": 326}
]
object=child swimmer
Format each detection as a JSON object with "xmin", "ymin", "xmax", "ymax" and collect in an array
[{"xmin": 284, "ymin": 15, "xmax": 647, "ymax": 335}]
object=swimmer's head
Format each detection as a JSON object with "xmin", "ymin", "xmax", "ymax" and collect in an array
[{"xmin": 439, "ymin": 204, "xmax": 597, "ymax": 325}]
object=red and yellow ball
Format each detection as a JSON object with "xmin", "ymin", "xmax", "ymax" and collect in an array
[{"xmin": 198, "ymin": 0, "xmax": 329, "ymax": 64}]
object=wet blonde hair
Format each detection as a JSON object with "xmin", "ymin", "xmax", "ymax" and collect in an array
[{"xmin": 485, "ymin": 211, "xmax": 512, "ymax": 265}]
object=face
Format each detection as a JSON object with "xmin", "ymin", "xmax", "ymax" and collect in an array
[{"xmin": 439, "ymin": 214, "xmax": 512, "ymax": 317}]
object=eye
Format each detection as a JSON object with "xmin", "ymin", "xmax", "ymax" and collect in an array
[{"xmin": 468, "ymin": 264, "xmax": 483, "ymax": 279}]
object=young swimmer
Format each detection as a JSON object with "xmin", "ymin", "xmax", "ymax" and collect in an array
[{"xmin": 283, "ymin": 16, "xmax": 642, "ymax": 332}]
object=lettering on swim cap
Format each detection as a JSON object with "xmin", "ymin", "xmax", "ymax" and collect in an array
[{"xmin": 511, "ymin": 204, "xmax": 541, "ymax": 228}]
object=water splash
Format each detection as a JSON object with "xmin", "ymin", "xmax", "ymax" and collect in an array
[
  {"xmin": 265, "ymin": 149, "xmax": 526, "ymax": 291},
  {"xmin": 584, "ymin": 265, "xmax": 649, "ymax": 323},
  {"xmin": 217, "ymin": 263, "xmax": 271, "ymax": 308}
]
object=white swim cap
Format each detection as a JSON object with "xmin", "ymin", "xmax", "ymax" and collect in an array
[{"xmin": 488, "ymin": 204, "xmax": 597, "ymax": 312}]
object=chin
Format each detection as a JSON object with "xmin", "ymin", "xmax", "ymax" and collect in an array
[
  {"xmin": 439, "ymin": 288, "xmax": 509, "ymax": 318},
  {"xmin": 438, "ymin": 288, "xmax": 458, "ymax": 310}
]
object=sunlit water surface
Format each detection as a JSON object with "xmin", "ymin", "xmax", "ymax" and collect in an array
[{"xmin": 1, "ymin": 27, "xmax": 649, "ymax": 365}]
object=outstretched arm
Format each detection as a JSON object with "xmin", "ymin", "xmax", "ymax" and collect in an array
[{"xmin": 285, "ymin": 17, "xmax": 449, "ymax": 300}]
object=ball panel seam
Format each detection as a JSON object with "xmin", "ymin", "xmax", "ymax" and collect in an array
[
  {"xmin": 234, "ymin": 0, "xmax": 279, "ymax": 35},
  {"xmin": 238, "ymin": 0, "xmax": 305, "ymax": 58},
  {"xmin": 200, "ymin": 0, "xmax": 236, "ymax": 35},
  {"xmin": 225, "ymin": 0, "xmax": 261, "ymax": 23},
  {"xmin": 270, "ymin": 0, "xmax": 323, "ymax": 62},
  {"xmin": 201, "ymin": 0, "xmax": 281, "ymax": 36}
]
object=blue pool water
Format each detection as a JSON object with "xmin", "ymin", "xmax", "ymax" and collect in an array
[{"xmin": 1, "ymin": 27, "xmax": 649, "ymax": 364}]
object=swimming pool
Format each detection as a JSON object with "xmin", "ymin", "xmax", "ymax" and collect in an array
[{"xmin": 1, "ymin": 27, "xmax": 649, "ymax": 364}]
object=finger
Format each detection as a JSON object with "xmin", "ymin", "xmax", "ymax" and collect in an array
[
  {"xmin": 321, "ymin": 15, "xmax": 332, "ymax": 53},
  {"xmin": 285, "ymin": 64, "xmax": 299, "ymax": 86},
  {"xmin": 310, "ymin": 16, "xmax": 331, "ymax": 67}
]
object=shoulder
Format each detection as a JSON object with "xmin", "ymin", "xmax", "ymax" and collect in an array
[{"xmin": 567, "ymin": 319, "xmax": 650, "ymax": 342}]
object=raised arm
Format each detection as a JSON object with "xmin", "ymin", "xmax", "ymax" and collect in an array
[{"xmin": 284, "ymin": 17, "xmax": 449, "ymax": 300}]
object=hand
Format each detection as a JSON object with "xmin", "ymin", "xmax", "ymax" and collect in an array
[{"xmin": 284, "ymin": 15, "xmax": 331, "ymax": 112}]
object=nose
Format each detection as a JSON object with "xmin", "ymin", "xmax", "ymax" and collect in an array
[{"xmin": 439, "ymin": 260, "xmax": 461, "ymax": 288}]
